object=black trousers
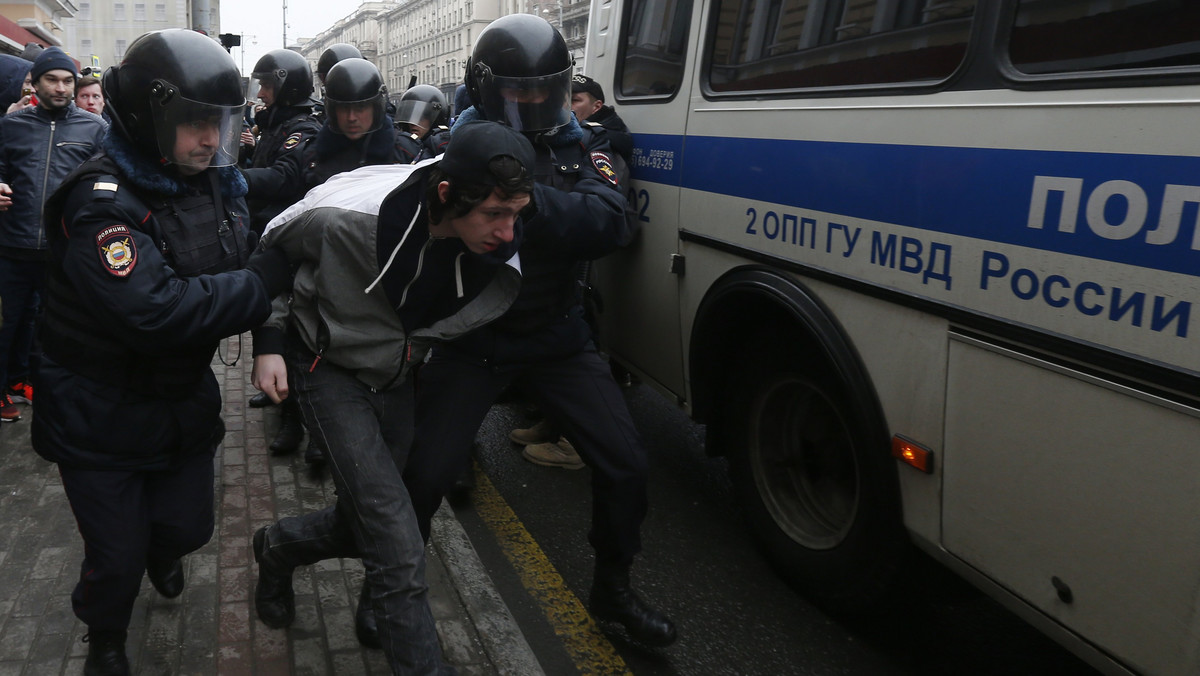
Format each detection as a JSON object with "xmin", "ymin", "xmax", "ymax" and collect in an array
[
  {"xmin": 59, "ymin": 451, "xmax": 215, "ymax": 632},
  {"xmin": 405, "ymin": 344, "xmax": 648, "ymax": 566}
]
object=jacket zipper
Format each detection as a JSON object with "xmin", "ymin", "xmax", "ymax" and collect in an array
[{"xmin": 39, "ymin": 120, "xmax": 56, "ymax": 249}]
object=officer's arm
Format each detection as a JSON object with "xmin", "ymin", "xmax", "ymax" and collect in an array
[
  {"xmin": 243, "ymin": 127, "xmax": 316, "ymax": 201},
  {"xmin": 532, "ymin": 138, "xmax": 638, "ymax": 259},
  {"xmin": 56, "ymin": 183, "xmax": 276, "ymax": 353}
]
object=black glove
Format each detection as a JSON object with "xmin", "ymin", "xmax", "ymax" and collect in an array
[{"xmin": 245, "ymin": 246, "xmax": 293, "ymax": 298}]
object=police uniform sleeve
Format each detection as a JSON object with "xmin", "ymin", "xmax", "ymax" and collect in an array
[
  {"xmin": 54, "ymin": 179, "xmax": 276, "ymax": 354},
  {"xmin": 243, "ymin": 121, "xmax": 318, "ymax": 201},
  {"xmin": 532, "ymin": 131, "xmax": 639, "ymax": 259}
]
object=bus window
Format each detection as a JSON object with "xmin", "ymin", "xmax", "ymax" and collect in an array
[
  {"xmin": 707, "ymin": 0, "xmax": 975, "ymax": 92},
  {"xmin": 617, "ymin": 0, "xmax": 693, "ymax": 99},
  {"xmin": 1008, "ymin": 0, "xmax": 1200, "ymax": 75}
]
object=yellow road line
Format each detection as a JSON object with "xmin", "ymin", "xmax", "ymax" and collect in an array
[{"xmin": 471, "ymin": 464, "xmax": 632, "ymax": 676}]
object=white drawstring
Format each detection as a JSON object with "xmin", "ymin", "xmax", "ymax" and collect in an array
[
  {"xmin": 454, "ymin": 252, "xmax": 465, "ymax": 298},
  {"xmin": 364, "ymin": 205, "xmax": 421, "ymax": 294}
]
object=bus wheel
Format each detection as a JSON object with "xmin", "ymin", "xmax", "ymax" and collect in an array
[{"xmin": 729, "ymin": 355, "xmax": 907, "ymax": 616}]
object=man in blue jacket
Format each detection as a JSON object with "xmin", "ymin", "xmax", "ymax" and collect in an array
[{"xmin": 0, "ymin": 46, "xmax": 106, "ymax": 422}]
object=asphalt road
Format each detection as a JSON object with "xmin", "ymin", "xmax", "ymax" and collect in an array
[{"xmin": 451, "ymin": 382, "xmax": 1105, "ymax": 676}]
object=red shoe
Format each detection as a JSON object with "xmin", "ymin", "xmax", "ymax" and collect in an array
[
  {"xmin": 8, "ymin": 381, "xmax": 31, "ymax": 405},
  {"xmin": 0, "ymin": 393, "xmax": 20, "ymax": 422}
]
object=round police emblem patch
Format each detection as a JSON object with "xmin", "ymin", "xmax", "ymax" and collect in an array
[
  {"xmin": 282, "ymin": 132, "xmax": 304, "ymax": 150},
  {"xmin": 96, "ymin": 225, "xmax": 137, "ymax": 277},
  {"xmin": 591, "ymin": 151, "xmax": 619, "ymax": 186}
]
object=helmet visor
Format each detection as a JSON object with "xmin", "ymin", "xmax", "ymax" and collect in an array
[
  {"xmin": 476, "ymin": 66, "xmax": 571, "ymax": 133},
  {"xmin": 326, "ymin": 94, "xmax": 386, "ymax": 137},
  {"xmin": 152, "ymin": 93, "xmax": 245, "ymax": 171},
  {"xmin": 395, "ymin": 99, "xmax": 438, "ymax": 126}
]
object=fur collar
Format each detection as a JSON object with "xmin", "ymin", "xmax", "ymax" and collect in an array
[
  {"xmin": 452, "ymin": 106, "xmax": 583, "ymax": 147},
  {"xmin": 103, "ymin": 130, "xmax": 248, "ymax": 199}
]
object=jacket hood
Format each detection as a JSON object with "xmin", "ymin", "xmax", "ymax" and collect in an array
[{"xmin": 0, "ymin": 54, "xmax": 32, "ymax": 111}]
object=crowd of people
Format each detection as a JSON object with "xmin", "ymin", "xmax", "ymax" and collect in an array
[{"xmin": 0, "ymin": 15, "xmax": 656, "ymax": 676}]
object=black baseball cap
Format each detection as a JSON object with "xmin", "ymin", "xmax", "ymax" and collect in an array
[
  {"xmin": 440, "ymin": 121, "xmax": 535, "ymax": 186},
  {"xmin": 571, "ymin": 74, "xmax": 604, "ymax": 102}
]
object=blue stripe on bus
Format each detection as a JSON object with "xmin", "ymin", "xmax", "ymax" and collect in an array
[{"xmin": 631, "ymin": 133, "xmax": 1200, "ymax": 278}]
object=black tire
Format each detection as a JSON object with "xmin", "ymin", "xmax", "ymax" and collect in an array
[{"xmin": 728, "ymin": 339, "xmax": 910, "ymax": 616}]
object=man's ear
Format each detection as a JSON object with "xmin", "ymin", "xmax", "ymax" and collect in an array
[{"xmin": 437, "ymin": 180, "xmax": 451, "ymax": 204}]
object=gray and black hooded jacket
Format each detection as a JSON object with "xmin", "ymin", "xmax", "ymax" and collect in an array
[{"xmin": 254, "ymin": 160, "xmax": 524, "ymax": 390}]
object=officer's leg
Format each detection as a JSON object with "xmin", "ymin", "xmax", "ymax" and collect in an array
[
  {"xmin": 143, "ymin": 450, "xmax": 216, "ymax": 597},
  {"xmin": 522, "ymin": 345, "xmax": 676, "ymax": 646},
  {"xmin": 58, "ymin": 466, "xmax": 152, "ymax": 633},
  {"xmin": 404, "ymin": 350, "xmax": 508, "ymax": 542}
]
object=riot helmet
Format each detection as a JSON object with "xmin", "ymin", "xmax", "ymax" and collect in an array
[
  {"xmin": 395, "ymin": 84, "xmax": 448, "ymax": 137},
  {"xmin": 316, "ymin": 43, "xmax": 363, "ymax": 82},
  {"xmin": 466, "ymin": 14, "xmax": 573, "ymax": 133},
  {"xmin": 323, "ymin": 59, "xmax": 386, "ymax": 138},
  {"xmin": 249, "ymin": 49, "xmax": 313, "ymax": 108},
  {"xmin": 103, "ymin": 29, "xmax": 245, "ymax": 170}
]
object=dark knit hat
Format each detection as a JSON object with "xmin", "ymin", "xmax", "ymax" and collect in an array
[
  {"xmin": 31, "ymin": 47, "xmax": 76, "ymax": 82},
  {"xmin": 571, "ymin": 74, "xmax": 604, "ymax": 102},
  {"xmin": 440, "ymin": 121, "xmax": 535, "ymax": 187}
]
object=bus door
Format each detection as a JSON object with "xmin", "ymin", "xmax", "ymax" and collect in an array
[{"xmin": 588, "ymin": 0, "xmax": 698, "ymax": 402}]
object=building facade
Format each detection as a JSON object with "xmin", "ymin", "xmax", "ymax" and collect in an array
[
  {"xmin": 300, "ymin": 0, "xmax": 589, "ymax": 110},
  {"xmin": 58, "ymin": 0, "xmax": 215, "ymax": 72},
  {"xmin": 0, "ymin": 0, "xmax": 77, "ymax": 55}
]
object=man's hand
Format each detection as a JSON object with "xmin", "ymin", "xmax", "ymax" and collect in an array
[
  {"xmin": 241, "ymin": 129, "xmax": 256, "ymax": 147},
  {"xmin": 0, "ymin": 183, "xmax": 13, "ymax": 211},
  {"xmin": 5, "ymin": 95, "xmax": 31, "ymax": 115},
  {"xmin": 252, "ymin": 353, "xmax": 289, "ymax": 404}
]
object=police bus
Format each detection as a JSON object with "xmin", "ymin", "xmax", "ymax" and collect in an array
[{"xmin": 583, "ymin": 1, "xmax": 1200, "ymax": 674}]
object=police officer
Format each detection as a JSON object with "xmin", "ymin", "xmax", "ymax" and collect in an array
[
  {"xmin": 402, "ymin": 14, "xmax": 677, "ymax": 647},
  {"xmin": 33, "ymin": 29, "xmax": 293, "ymax": 676},
  {"xmin": 240, "ymin": 49, "xmax": 322, "ymax": 448},
  {"xmin": 312, "ymin": 42, "xmax": 362, "ymax": 122},
  {"xmin": 301, "ymin": 58, "xmax": 409, "ymax": 188},
  {"xmin": 242, "ymin": 49, "xmax": 320, "ymax": 234},
  {"xmin": 393, "ymin": 83, "xmax": 450, "ymax": 162}
]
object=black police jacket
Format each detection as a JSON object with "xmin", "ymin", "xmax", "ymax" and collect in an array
[
  {"xmin": 243, "ymin": 104, "xmax": 320, "ymax": 233},
  {"xmin": 442, "ymin": 108, "xmax": 637, "ymax": 364},
  {"xmin": 32, "ymin": 131, "xmax": 277, "ymax": 471}
]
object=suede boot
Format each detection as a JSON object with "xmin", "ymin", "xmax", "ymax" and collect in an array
[{"xmin": 588, "ymin": 563, "xmax": 677, "ymax": 647}]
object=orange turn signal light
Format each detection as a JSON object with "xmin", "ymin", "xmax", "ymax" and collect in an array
[{"xmin": 891, "ymin": 435, "xmax": 933, "ymax": 473}]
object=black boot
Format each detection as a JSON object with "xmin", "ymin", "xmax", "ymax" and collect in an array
[
  {"xmin": 588, "ymin": 563, "xmax": 677, "ymax": 647},
  {"xmin": 355, "ymin": 580, "xmax": 381, "ymax": 649},
  {"xmin": 303, "ymin": 435, "xmax": 326, "ymax": 467},
  {"xmin": 146, "ymin": 556, "xmax": 185, "ymax": 598},
  {"xmin": 253, "ymin": 527, "xmax": 296, "ymax": 628},
  {"xmin": 269, "ymin": 399, "xmax": 304, "ymax": 455},
  {"xmin": 83, "ymin": 630, "xmax": 129, "ymax": 676}
]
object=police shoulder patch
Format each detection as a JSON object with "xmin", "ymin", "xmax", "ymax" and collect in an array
[
  {"xmin": 96, "ymin": 224, "xmax": 137, "ymax": 277},
  {"xmin": 282, "ymin": 132, "xmax": 304, "ymax": 150},
  {"xmin": 591, "ymin": 151, "xmax": 619, "ymax": 186}
]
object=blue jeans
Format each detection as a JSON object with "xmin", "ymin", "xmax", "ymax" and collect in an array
[
  {"xmin": 257, "ymin": 353, "xmax": 449, "ymax": 675},
  {"xmin": 0, "ymin": 257, "xmax": 45, "ymax": 389}
]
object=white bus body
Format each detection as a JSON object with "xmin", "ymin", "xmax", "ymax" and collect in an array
[{"xmin": 584, "ymin": 1, "xmax": 1200, "ymax": 674}]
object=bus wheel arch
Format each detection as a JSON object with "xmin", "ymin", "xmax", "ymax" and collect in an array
[{"xmin": 691, "ymin": 268, "xmax": 910, "ymax": 615}]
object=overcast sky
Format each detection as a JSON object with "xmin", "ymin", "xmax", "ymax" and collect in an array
[{"xmin": 220, "ymin": 0, "xmax": 364, "ymax": 73}]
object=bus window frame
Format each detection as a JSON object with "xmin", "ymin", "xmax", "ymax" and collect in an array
[
  {"xmin": 611, "ymin": 0, "xmax": 693, "ymax": 106},
  {"xmin": 695, "ymin": 0, "xmax": 984, "ymax": 100},
  {"xmin": 993, "ymin": 0, "xmax": 1200, "ymax": 91}
]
